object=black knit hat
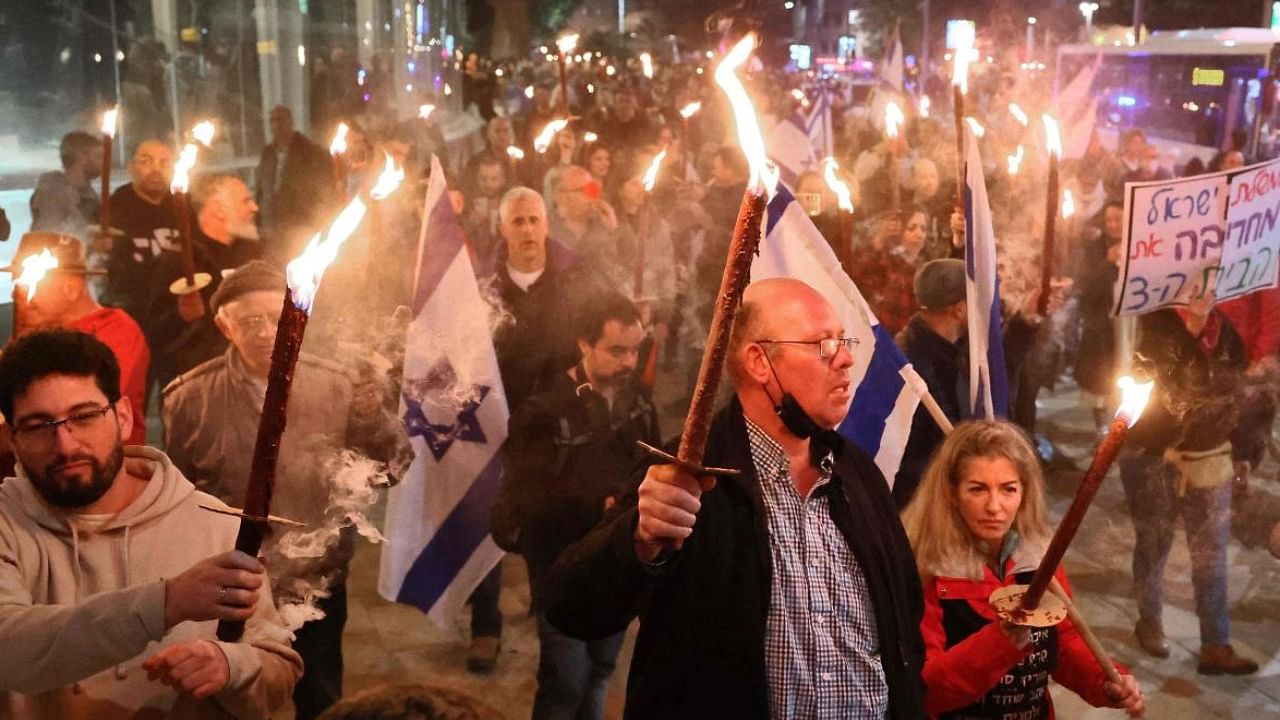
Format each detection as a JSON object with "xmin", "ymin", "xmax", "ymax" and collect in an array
[
  {"xmin": 209, "ymin": 260, "xmax": 286, "ymax": 313},
  {"xmin": 914, "ymin": 259, "xmax": 967, "ymax": 310}
]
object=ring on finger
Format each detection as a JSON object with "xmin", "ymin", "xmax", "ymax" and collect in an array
[{"xmin": 217, "ymin": 586, "xmax": 229, "ymax": 604}]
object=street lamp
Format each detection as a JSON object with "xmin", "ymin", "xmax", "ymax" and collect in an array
[{"xmin": 1079, "ymin": 2, "xmax": 1099, "ymax": 40}]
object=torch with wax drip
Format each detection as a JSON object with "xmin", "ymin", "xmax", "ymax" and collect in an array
[
  {"xmin": 822, "ymin": 157, "xmax": 855, "ymax": 271},
  {"xmin": 330, "ymin": 123, "xmax": 350, "ymax": 200},
  {"xmin": 555, "ymin": 34, "xmax": 579, "ymax": 113},
  {"xmin": 91, "ymin": 107, "xmax": 124, "ymax": 247},
  {"xmin": 1038, "ymin": 114, "xmax": 1062, "ymax": 316},
  {"xmin": 168, "ymin": 143, "xmax": 213, "ymax": 297},
  {"xmin": 638, "ymin": 33, "xmax": 778, "ymax": 476},
  {"xmin": 990, "ymin": 376, "xmax": 1155, "ymax": 628},
  {"xmin": 885, "ymin": 100, "xmax": 905, "ymax": 216},
  {"xmin": 216, "ymin": 155, "xmax": 404, "ymax": 642}
]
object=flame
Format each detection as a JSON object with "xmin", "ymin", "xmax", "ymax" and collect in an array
[
  {"xmin": 15, "ymin": 249, "xmax": 59, "ymax": 302},
  {"xmin": 192, "ymin": 120, "xmax": 215, "ymax": 146},
  {"xmin": 507, "ymin": 145, "xmax": 525, "ymax": 160},
  {"xmin": 791, "ymin": 88, "xmax": 810, "ymax": 109},
  {"xmin": 329, "ymin": 123, "xmax": 349, "ymax": 156},
  {"xmin": 583, "ymin": 131, "xmax": 598, "ymax": 143},
  {"xmin": 1008, "ymin": 103, "xmax": 1029, "ymax": 126},
  {"xmin": 714, "ymin": 33, "xmax": 778, "ymax": 195},
  {"xmin": 919, "ymin": 95, "xmax": 931, "ymax": 118},
  {"xmin": 821, "ymin": 157, "xmax": 854, "ymax": 213},
  {"xmin": 1007, "ymin": 144, "xmax": 1025, "ymax": 175},
  {"xmin": 533, "ymin": 118, "xmax": 569, "ymax": 153},
  {"xmin": 964, "ymin": 117, "xmax": 985, "ymax": 138},
  {"xmin": 640, "ymin": 52, "xmax": 654, "ymax": 78},
  {"xmin": 1062, "ymin": 188, "xmax": 1076, "ymax": 218},
  {"xmin": 170, "ymin": 143, "xmax": 199, "ymax": 194},
  {"xmin": 951, "ymin": 25, "xmax": 974, "ymax": 93},
  {"xmin": 642, "ymin": 149, "xmax": 667, "ymax": 192},
  {"xmin": 606, "ymin": 65, "xmax": 616, "ymax": 76},
  {"xmin": 680, "ymin": 101, "xmax": 702, "ymax": 119},
  {"xmin": 885, "ymin": 100, "xmax": 905, "ymax": 139},
  {"xmin": 1115, "ymin": 375, "xmax": 1155, "ymax": 426},
  {"xmin": 524, "ymin": 85, "xmax": 535, "ymax": 99},
  {"xmin": 556, "ymin": 33, "xmax": 579, "ymax": 54},
  {"xmin": 418, "ymin": 104, "xmax": 436, "ymax": 119},
  {"xmin": 101, "ymin": 106, "xmax": 118, "ymax": 137},
  {"xmin": 368, "ymin": 152, "xmax": 404, "ymax": 199},
  {"xmin": 1042, "ymin": 114, "xmax": 1062, "ymax": 158}
]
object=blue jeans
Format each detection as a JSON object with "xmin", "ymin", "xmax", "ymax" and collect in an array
[
  {"xmin": 531, "ymin": 613, "xmax": 624, "ymax": 720},
  {"xmin": 1119, "ymin": 451, "xmax": 1232, "ymax": 644}
]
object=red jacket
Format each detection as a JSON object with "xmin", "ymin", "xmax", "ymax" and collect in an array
[
  {"xmin": 1220, "ymin": 286, "xmax": 1280, "ymax": 363},
  {"xmin": 70, "ymin": 307, "xmax": 150, "ymax": 445},
  {"xmin": 921, "ymin": 559, "xmax": 1125, "ymax": 719}
]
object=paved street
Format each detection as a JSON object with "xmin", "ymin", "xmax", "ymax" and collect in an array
[{"xmin": 330, "ymin": 380, "xmax": 1280, "ymax": 719}]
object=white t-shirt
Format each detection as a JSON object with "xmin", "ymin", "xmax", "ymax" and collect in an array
[{"xmin": 506, "ymin": 264, "xmax": 545, "ymax": 291}]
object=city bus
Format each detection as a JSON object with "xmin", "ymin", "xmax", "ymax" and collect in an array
[{"xmin": 1057, "ymin": 27, "xmax": 1280, "ymax": 169}]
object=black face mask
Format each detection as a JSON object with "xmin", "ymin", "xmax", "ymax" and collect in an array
[{"xmin": 761, "ymin": 352, "xmax": 842, "ymax": 467}]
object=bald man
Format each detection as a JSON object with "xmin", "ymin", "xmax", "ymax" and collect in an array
[
  {"xmin": 544, "ymin": 279, "xmax": 927, "ymax": 720},
  {"xmin": 104, "ymin": 139, "xmax": 179, "ymax": 328}
]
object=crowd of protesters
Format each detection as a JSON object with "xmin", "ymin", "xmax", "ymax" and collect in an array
[{"xmin": 2, "ymin": 19, "xmax": 1279, "ymax": 720}]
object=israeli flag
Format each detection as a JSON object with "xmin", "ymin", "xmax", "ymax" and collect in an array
[
  {"xmin": 962, "ymin": 128, "xmax": 1010, "ymax": 419},
  {"xmin": 379, "ymin": 155, "xmax": 508, "ymax": 627},
  {"xmin": 753, "ymin": 185, "xmax": 925, "ymax": 485}
]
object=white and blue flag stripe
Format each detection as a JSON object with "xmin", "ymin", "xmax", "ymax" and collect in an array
[{"xmin": 962, "ymin": 128, "xmax": 1010, "ymax": 419}]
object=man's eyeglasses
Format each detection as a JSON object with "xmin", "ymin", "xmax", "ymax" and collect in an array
[
  {"xmin": 229, "ymin": 313, "xmax": 281, "ymax": 333},
  {"xmin": 11, "ymin": 404, "xmax": 115, "ymax": 450},
  {"xmin": 757, "ymin": 337, "xmax": 860, "ymax": 361}
]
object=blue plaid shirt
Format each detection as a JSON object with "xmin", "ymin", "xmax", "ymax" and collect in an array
[{"xmin": 745, "ymin": 419, "xmax": 889, "ymax": 720}]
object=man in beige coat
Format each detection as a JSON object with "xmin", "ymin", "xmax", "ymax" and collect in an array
[{"xmin": 0, "ymin": 329, "xmax": 301, "ymax": 719}]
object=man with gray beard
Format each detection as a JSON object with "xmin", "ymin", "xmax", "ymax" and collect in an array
[
  {"xmin": 146, "ymin": 174, "xmax": 262, "ymax": 387},
  {"xmin": 163, "ymin": 261, "xmax": 411, "ymax": 720}
]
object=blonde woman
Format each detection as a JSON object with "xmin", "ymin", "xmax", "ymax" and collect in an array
[{"xmin": 902, "ymin": 420, "xmax": 1144, "ymax": 719}]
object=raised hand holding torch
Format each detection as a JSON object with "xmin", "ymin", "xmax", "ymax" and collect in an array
[{"xmin": 91, "ymin": 107, "xmax": 124, "ymax": 251}]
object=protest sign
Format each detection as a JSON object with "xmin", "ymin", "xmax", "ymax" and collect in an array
[{"xmin": 1115, "ymin": 158, "xmax": 1280, "ymax": 316}]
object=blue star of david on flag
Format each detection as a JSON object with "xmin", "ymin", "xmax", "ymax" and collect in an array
[{"xmin": 402, "ymin": 385, "xmax": 491, "ymax": 461}]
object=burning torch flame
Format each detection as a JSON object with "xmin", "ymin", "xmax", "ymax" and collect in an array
[
  {"xmin": 534, "ymin": 119, "xmax": 569, "ymax": 154},
  {"xmin": 1062, "ymin": 188, "xmax": 1076, "ymax": 218},
  {"xmin": 192, "ymin": 120, "xmax": 215, "ymax": 147},
  {"xmin": 418, "ymin": 104, "xmax": 436, "ymax": 120},
  {"xmin": 714, "ymin": 33, "xmax": 779, "ymax": 195},
  {"xmin": 791, "ymin": 88, "xmax": 810, "ymax": 109},
  {"xmin": 1007, "ymin": 145, "xmax": 1025, "ymax": 175},
  {"xmin": 642, "ymin": 150, "xmax": 667, "ymax": 192},
  {"xmin": 583, "ymin": 131, "xmax": 598, "ymax": 143},
  {"xmin": 964, "ymin": 117, "xmax": 986, "ymax": 138},
  {"xmin": 951, "ymin": 26, "xmax": 974, "ymax": 94},
  {"xmin": 919, "ymin": 95, "xmax": 931, "ymax": 118},
  {"xmin": 680, "ymin": 101, "xmax": 702, "ymax": 119},
  {"xmin": 1115, "ymin": 375, "xmax": 1155, "ymax": 426},
  {"xmin": 286, "ymin": 154, "xmax": 403, "ymax": 313},
  {"xmin": 507, "ymin": 145, "xmax": 525, "ymax": 160},
  {"xmin": 1043, "ymin": 114, "xmax": 1062, "ymax": 158},
  {"xmin": 556, "ymin": 33, "xmax": 579, "ymax": 55},
  {"xmin": 329, "ymin": 123, "xmax": 349, "ymax": 157},
  {"xmin": 640, "ymin": 52, "xmax": 654, "ymax": 79},
  {"xmin": 885, "ymin": 101, "xmax": 905, "ymax": 139},
  {"xmin": 101, "ymin": 106, "xmax": 118, "ymax": 138},
  {"xmin": 822, "ymin": 157, "xmax": 854, "ymax": 213},
  {"xmin": 170, "ymin": 143, "xmax": 199, "ymax": 194},
  {"xmin": 15, "ymin": 249, "xmax": 58, "ymax": 302},
  {"xmin": 1009, "ymin": 103, "xmax": 1029, "ymax": 126}
]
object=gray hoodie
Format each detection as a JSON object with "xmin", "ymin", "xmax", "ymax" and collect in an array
[{"xmin": 0, "ymin": 446, "xmax": 302, "ymax": 719}]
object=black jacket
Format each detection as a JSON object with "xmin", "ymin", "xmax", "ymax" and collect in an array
[
  {"xmin": 543, "ymin": 398, "xmax": 927, "ymax": 720},
  {"xmin": 894, "ymin": 313, "xmax": 965, "ymax": 508}
]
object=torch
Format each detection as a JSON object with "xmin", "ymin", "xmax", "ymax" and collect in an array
[
  {"xmin": 92, "ymin": 107, "xmax": 123, "ymax": 249},
  {"xmin": 1038, "ymin": 114, "xmax": 1062, "ymax": 316},
  {"xmin": 951, "ymin": 30, "xmax": 973, "ymax": 210},
  {"xmin": 1008, "ymin": 102, "xmax": 1029, "ymax": 127},
  {"xmin": 680, "ymin": 101, "xmax": 702, "ymax": 155},
  {"xmin": 191, "ymin": 120, "xmax": 216, "ymax": 168},
  {"xmin": 534, "ymin": 119, "xmax": 570, "ymax": 155},
  {"xmin": 885, "ymin": 100, "xmax": 905, "ymax": 216},
  {"xmin": 640, "ymin": 52, "xmax": 654, "ymax": 80},
  {"xmin": 217, "ymin": 154, "xmax": 404, "ymax": 642},
  {"xmin": 330, "ymin": 122, "xmax": 349, "ymax": 200},
  {"xmin": 1007, "ymin": 145, "xmax": 1025, "ymax": 176},
  {"xmin": 168, "ymin": 143, "xmax": 213, "ymax": 298},
  {"xmin": 639, "ymin": 33, "xmax": 777, "ymax": 477},
  {"xmin": 634, "ymin": 149, "xmax": 667, "ymax": 298},
  {"xmin": 822, "ymin": 157, "xmax": 855, "ymax": 271},
  {"xmin": 990, "ymin": 375, "xmax": 1155, "ymax": 625},
  {"xmin": 11, "ymin": 249, "xmax": 59, "ymax": 339},
  {"xmin": 506, "ymin": 144, "xmax": 525, "ymax": 183},
  {"xmin": 555, "ymin": 33, "xmax": 579, "ymax": 114}
]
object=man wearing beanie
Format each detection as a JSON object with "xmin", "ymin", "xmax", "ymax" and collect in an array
[
  {"xmin": 162, "ymin": 260, "xmax": 411, "ymax": 720},
  {"xmin": 893, "ymin": 258, "xmax": 969, "ymax": 507}
]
